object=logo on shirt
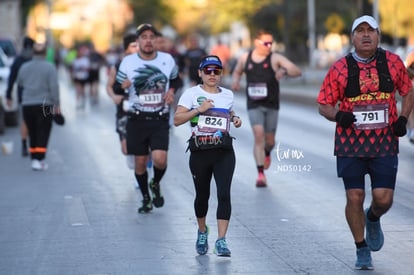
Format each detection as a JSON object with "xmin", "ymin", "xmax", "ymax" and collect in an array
[{"xmin": 133, "ymin": 64, "xmax": 167, "ymax": 95}]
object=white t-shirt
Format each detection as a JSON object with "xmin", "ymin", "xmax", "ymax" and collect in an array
[
  {"xmin": 116, "ymin": 52, "xmax": 178, "ymax": 114},
  {"xmin": 72, "ymin": 56, "xmax": 90, "ymax": 81},
  {"xmin": 177, "ymin": 85, "xmax": 234, "ymax": 136}
]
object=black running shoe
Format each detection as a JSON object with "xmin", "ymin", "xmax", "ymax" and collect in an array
[
  {"xmin": 149, "ymin": 178, "xmax": 164, "ymax": 208},
  {"xmin": 138, "ymin": 197, "xmax": 153, "ymax": 214}
]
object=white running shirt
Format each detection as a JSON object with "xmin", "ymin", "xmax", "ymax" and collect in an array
[
  {"xmin": 177, "ymin": 85, "xmax": 235, "ymax": 136},
  {"xmin": 116, "ymin": 52, "xmax": 178, "ymax": 113}
]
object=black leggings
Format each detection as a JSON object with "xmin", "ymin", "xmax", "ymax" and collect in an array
[
  {"xmin": 189, "ymin": 149, "xmax": 235, "ymax": 220},
  {"xmin": 23, "ymin": 105, "xmax": 53, "ymax": 160}
]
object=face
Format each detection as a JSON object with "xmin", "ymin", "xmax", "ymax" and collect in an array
[
  {"xmin": 126, "ymin": 42, "xmax": 138, "ymax": 55},
  {"xmin": 138, "ymin": 30, "xmax": 157, "ymax": 56},
  {"xmin": 199, "ymin": 66, "xmax": 222, "ymax": 86},
  {"xmin": 351, "ymin": 22, "xmax": 379, "ymax": 58},
  {"xmin": 155, "ymin": 36, "xmax": 165, "ymax": 51},
  {"xmin": 255, "ymin": 34, "xmax": 273, "ymax": 54}
]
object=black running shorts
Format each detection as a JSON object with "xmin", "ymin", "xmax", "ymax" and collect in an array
[{"xmin": 126, "ymin": 117, "xmax": 170, "ymax": 155}]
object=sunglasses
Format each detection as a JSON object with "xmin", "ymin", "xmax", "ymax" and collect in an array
[
  {"xmin": 258, "ymin": 40, "xmax": 273, "ymax": 47},
  {"xmin": 137, "ymin": 23, "xmax": 153, "ymax": 31},
  {"xmin": 202, "ymin": 67, "xmax": 222, "ymax": 75}
]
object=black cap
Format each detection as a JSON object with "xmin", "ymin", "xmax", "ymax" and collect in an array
[
  {"xmin": 136, "ymin": 23, "xmax": 160, "ymax": 37},
  {"xmin": 123, "ymin": 33, "xmax": 137, "ymax": 50}
]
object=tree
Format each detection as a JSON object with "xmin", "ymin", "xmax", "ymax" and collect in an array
[
  {"xmin": 379, "ymin": 0, "xmax": 414, "ymax": 45},
  {"xmin": 126, "ymin": 0, "xmax": 174, "ymax": 29}
]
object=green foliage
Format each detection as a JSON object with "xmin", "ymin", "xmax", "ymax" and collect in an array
[{"xmin": 126, "ymin": 0, "xmax": 174, "ymax": 27}]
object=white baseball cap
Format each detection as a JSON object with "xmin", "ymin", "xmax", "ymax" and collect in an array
[{"xmin": 351, "ymin": 15, "xmax": 379, "ymax": 33}]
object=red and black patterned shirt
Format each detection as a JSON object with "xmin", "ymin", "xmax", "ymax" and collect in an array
[{"xmin": 317, "ymin": 50, "xmax": 412, "ymax": 157}]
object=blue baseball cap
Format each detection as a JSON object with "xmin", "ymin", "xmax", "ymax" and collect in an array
[{"xmin": 199, "ymin": 55, "xmax": 223, "ymax": 69}]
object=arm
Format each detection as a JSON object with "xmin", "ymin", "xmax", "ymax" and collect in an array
[
  {"xmin": 174, "ymin": 99, "xmax": 215, "ymax": 126},
  {"xmin": 229, "ymin": 110, "xmax": 242, "ymax": 128},
  {"xmin": 106, "ymin": 66, "xmax": 124, "ymax": 105},
  {"xmin": 272, "ymin": 53, "xmax": 302, "ymax": 81},
  {"xmin": 399, "ymin": 86, "xmax": 414, "ymax": 119},
  {"xmin": 318, "ymin": 103, "xmax": 338, "ymax": 122},
  {"xmin": 174, "ymin": 105, "xmax": 200, "ymax": 126},
  {"xmin": 48, "ymin": 66, "xmax": 60, "ymax": 108},
  {"xmin": 231, "ymin": 53, "xmax": 247, "ymax": 91}
]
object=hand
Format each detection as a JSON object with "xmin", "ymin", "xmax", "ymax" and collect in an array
[
  {"xmin": 335, "ymin": 111, "xmax": 356, "ymax": 128},
  {"xmin": 231, "ymin": 82, "xmax": 240, "ymax": 91},
  {"xmin": 164, "ymin": 89, "xmax": 175, "ymax": 105},
  {"xmin": 232, "ymin": 116, "xmax": 242, "ymax": 128},
  {"xmin": 6, "ymin": 98, "xmax": 13, "ymax": 108},
  {"xmin": 121, "ymin": 79, "xmax": 131, "ymax": 89},
  {"xmin": 111, "ymin": 94, "xmax": 124, "ymax": 105},
  {"xmin": 199, "ymin": 99, "xmax": 215, "ymax": 112},
  {"xmin": 392, "ymin": 116, "xmax": 407, "ymax": 137}
]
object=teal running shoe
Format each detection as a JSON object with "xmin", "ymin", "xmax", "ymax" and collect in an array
[
  {"xmin": 214, "ymin": 237, "xmax": 231, "ymax": 257},
  {"xmin": 355, "ymin": 246, "xmax": 373, "ymax": 270},
  {"xmin": 365, "ymin": 208, "xmax": 384, "ymax": 251},
  {"xmin": 196, "ymin": 225, "xmax": 209, "ymax": 255}
]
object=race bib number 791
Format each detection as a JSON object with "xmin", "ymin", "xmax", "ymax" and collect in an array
[{"xmin": 353, "ymin": 104, "xmax": 389, "ymax": 130}]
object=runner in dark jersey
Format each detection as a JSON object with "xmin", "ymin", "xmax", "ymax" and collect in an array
[
  {"xmin": 106, "ymin": 33, "xmax": 138, "ymax": 170},
  {"xmin": 318, "ymin": 15, "xmax": 414, "ymax": 270},
  {"xmin": 231, "ymin": 29, "xmax": 301, "ymax": 187},
  {"xmin": 5, "ymin": 36, "xmax": 34, "ymax": 156}
]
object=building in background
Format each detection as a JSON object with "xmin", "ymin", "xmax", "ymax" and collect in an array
[{"xmin": 0, "ymin": 0, "xmax": 22, "ymax": 50}]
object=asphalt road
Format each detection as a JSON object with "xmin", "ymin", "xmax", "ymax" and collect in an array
[{"xmin": 0, "ymin": 70, "xmax": 413, "ymax": 275}]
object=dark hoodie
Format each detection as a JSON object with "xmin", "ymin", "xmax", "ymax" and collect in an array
[{"xmin": 5, "ymin": 37, "xmax": 35, "ymax": 102}]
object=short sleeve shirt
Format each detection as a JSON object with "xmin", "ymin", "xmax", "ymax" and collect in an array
[
  {"xmin": 317, "ymin": 50, "xmax": 412, "ymax": 157},
  {"xmin": 116, "ymin": 52, "xmax": 178, "ymax": 114},
  {"xmin": 177, "ymin": 85, "xmax": 234, "ymax": 136}
]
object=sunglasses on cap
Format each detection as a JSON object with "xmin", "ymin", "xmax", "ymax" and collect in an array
[
  {"xmin": 258, "ymin": 40, "xmax": 273, "ymax": 47},
  {"xmin": 137, "ymin": 23, "xmax": 153, "ymax": 31},
  {"xmin": 202, "ymin": 67, "xmax": 222, "ymax": 75}
]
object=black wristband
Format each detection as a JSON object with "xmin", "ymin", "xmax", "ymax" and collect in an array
[{"xmin": 231, "ymin": 115, "xmax": 240, "ymax": 122}]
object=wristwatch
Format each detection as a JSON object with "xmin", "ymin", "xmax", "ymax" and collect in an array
[{"xmin": 231, "ymin": 115, "xmax": 240, "ymax": 122}]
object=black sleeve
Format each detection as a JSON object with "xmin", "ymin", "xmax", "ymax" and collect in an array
[
  {"xmin": 5, "ymin": 57, "xmax": 24, "ymax": 99},
  {"xmin": 112, "ymin": 61, "xmax": 125, "ymax": 95},
  {"xmin": 113, "ymin": 80, "xmax": 125, "ymax": 95},
  {"xmin": 169, "ymin": 75, "xmax": 183, "ymax": 93}
]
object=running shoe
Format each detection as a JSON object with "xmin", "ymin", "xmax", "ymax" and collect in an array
[
  {"xmin": 149, "ymin": 178, "xmax": 164, "ymax": 208},
  {"xmin": 214, "ymin": 237, "xmax": 231, "ymax": 257},
  {"xmin": 137, "ymin": 197, "xmax": 152, "ymax": 214},
  {"xmin": 31, "ymin": 159, "xmax": 48, "ymax": 171},
  {"xmin": 126, "ymin": 155, "xmax": 135, "ymax": 170},
  {"xmin": 256, "ymin": 173, "xmax": 267, "ymax": 187},
  {"xmin": 365, "ymin": 208, "xmax": 384, "ymax": 251},
  {"xmin": 355, "ymin": 246, "xmax": 373, "ymax": 270},
  {"xmin": 195, "ymin": 225, "xmax": 209, "ymax": 255},
  {"xmin": 264, "ymin": 155, "xmax": 271, "ymax": 169}
]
